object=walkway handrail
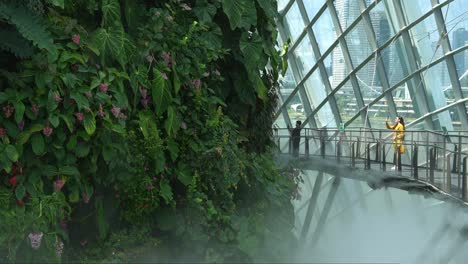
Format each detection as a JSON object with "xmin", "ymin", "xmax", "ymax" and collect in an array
[{"xmin": 273, "ymin": 127, "xmax": 468, "ymax": 203}]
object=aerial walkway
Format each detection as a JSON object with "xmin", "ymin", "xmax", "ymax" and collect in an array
[
  {"xmin": 273, "ymin": 127, "xmax": 468, "ymax": 204},
  {"xmin": 274, "ymin": 128, "xmax": 468, "ymax": 262}
]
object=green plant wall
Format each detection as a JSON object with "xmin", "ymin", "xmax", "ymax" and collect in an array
[{"xmin": 0, "ymin": 0, "xmax": 296, "ymax": 262}]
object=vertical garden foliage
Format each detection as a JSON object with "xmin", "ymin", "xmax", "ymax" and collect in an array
[{"xmin": 0, "ymin": 0, "xmax": 295, "ymax": 262}]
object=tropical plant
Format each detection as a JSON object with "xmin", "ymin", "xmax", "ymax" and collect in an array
[{"xmin": 0, "ymin": 0, "xmax": 295, "ymax": 262}]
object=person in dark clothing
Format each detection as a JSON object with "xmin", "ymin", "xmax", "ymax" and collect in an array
[{"xmin": 288, "ymin": 121, "xmax": 302, "ymax": 157}]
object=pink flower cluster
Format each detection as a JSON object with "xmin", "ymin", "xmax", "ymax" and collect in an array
[
  {"xmin": 54, "ymin": 179, "xmax": 65, "ymax": 192},
  {"xmin": 72, "ymin": 34, "xmax": 80, "ymax": 44},
  {"xmin": 43, "ymin": 124, "xmax": 53, "ymax": 137},
  {"xmin": 191, "ymin": 79, "xmax": 201, "ymax": 89},
  {"xmin": 75, "ymin": 112, "xmax": 84, "ymax": 122},
  {"xmin": 3, "ymin": 105, "xmax": 14, "ymax": 118},
  {"xmin": 161, "ymin": 51, "xmax": 172, "ymax": 68},
  {"xmin": 140, "ymin": 88, "xmax": 150, "ymax": 108},
  {"xmin": 56, "ymin": 240, "xmax": 64, "ymax": 257},
  {"xmin": 99, "ymin": 83, "xmax": 108, "ymax": 93},
  {"xmin": 28, "ymin": 232, "xmax": 43, "ymax": 250}
]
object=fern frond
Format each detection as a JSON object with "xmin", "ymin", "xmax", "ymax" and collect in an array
[
  {"xmin": 0, "ymin": 1, "xmax": 54, "ymax": 51},
  {"xmin": 0, "ymin": 29, "xmax": 34, "ymax": 58}
]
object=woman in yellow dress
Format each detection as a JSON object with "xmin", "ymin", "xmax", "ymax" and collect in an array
[{"xmin": 386, "ymin": 116, "xmax": 405, "ymax": 170}]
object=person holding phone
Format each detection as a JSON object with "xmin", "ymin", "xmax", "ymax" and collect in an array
[
  {"xmin": 386, "ymin": 116, "xmax": 405, "ymax": 170},
  {"xmin": 288, "ymin": 121, "xmax": 302, "ymax": 157}
]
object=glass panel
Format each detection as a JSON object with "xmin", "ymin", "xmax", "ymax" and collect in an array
[
  {"xmin": 408, "ymin": 15, "xmax": 443, "ymax": 66},
  {"xmin": 423, "ymin": 61, "xmax": 452, "ymax": 105},
  {"xmin": 357, "ymin": 56, "xmax": 381, "ymax": 93},
  {"xmin": 335, "ymin": 80, "xmax": 359, "ymax": 125},
  {"xmin": 367, "ymin": 98, "xmax": 389, "ymax": 129},
  {"xmin": 302, "ymin": 0, "xmax": 326, "ymax": 20},
  {"xmin": 381, "ymin": 36, "xmax": 407, "ymax": 87},
  {"xmin": 278, "ymin": 0, "xmax": 290, "ymax": 13},
  {"xmin": 284, "ymin": 2, "xmax": 305, "ymax": 44},
  {"xmin": 453, "ymin": 50, "xmax": 468, "ymax": 81},
  {"xmin": 431, "ymin": 108, "xmax": 456, "ymax": 131},
  {"xmin": 369, "ymin": 0, "xmax": 394, "ymax": 47},
  {"xmin": 293, "ymin": 36, "xmax": 316, "ymax": 78},
  {"xmin": 328, "ymin": 44, "xmax": 349, "ymax": 89},
  {"xmin": 402, "ymin": 77, "xmax": 424, "ymax": 118},
  {"xmin": 279, "ymin": 67, "xmax": 296, "ymax": 102},
  {"xmin": 304, "ymin": 70, "xmax": 328, "ymax": 108},
  {"xmin": 345, "ymin": 19, "xmax": 373, "ymax": 68},
  {"xmin": 334, "ymin": 0, "xmax": 362, "ymax": 31},
  {"xmin": 442, "ymin": 0, "xmax": 468, "ymax": 46},
  {"xmin": 422, "ymin": 62, "xmax": 451, "ymax": 114},
  {"xmin": 286, "ymin": 93, "xmax": 307, "ymax": 124},
  {"xmin": 313, "ymin": 8, "xmax": 337, "ymax": 54},
  {"xmin": 456, "ymin": 52, "xmax": 468, "ymax": 98},
  {"xmin": 274, "ymin": 112, "xmax": 288, "ymax": 129},
  {"xmin": 391, "ymin": 84, "xmax": 417, "ymax": 123},
  {"xmin": 316, "ymin": 102, "xmax": 337, "ymax": 128},
  {"xmin": 400, "ymin": 0, "xmax": 432, "ymax": 25}
]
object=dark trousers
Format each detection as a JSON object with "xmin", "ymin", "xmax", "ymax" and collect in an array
[{"xmin": 292, "ymin": 140, "xmax": 300, "ymax": 157}]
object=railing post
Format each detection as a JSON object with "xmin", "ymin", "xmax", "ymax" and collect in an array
[
  {"xmin": 356, "ymin": 137, "xmax": 361, "ymax": 159},
  {"xmin": 320, "ymin": 136, "xmax": 325, "ymax": 158},
  {"xmin": 277, "ymin": 137, "xmax": 281, "ymax": 153},
  {"xmin": 463, "ymin": 157, "xmax": 467, "ymax": 202},
  {"xmin": 336, "ymin": 139, "xmax": 341, "ymax": 163},
  {"xmin": 366, "ymin": 143, "xmax": 371, "ymax": 170},
  {"xmin": 452, "ymin": 144, "xmax": 458, "ymax": 173},
  {"xmin": 351, "ymin": 142, "xmax": 355, "ymax": 168},
  {"xmin": 305, "ymin": 137, "xmax": 309, "ymax": 160},
  {"xmin": 429, "ymin": 148, "xmax": 435, "ymax": 184},
  {"xmin": 288, "ymin": 136, "xmax": 292, "ymax": 155},
  {"xmin": 375, "ymin": 142, "xmax": 380, "ymax": 162},
  {"xmin": 412, "ymin": 145, "xmax": 418, "ymax": 180},
  {"xmin": 382, "ymin": 143, "xmax": 386, "ymax": 171},
  {"xmin": 397, "ymin": 146, "xmax": 402, "ymax": 172},
  {"xmin": 446, "ymin": 154, "xmax": 451, "ymax": 193},
  {"xmin": 458, "ymin": 137, "xmax": 462, "ymax": 188}
]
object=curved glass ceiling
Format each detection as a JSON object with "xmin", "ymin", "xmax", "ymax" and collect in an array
[{"xmin": 275, "ymin": 0, "xmax": 468, "ymax": 130}]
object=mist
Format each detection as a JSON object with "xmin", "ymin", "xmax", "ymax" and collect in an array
[{"xmin": 291, "ymin": 170, "xmax": 468, "ymax": 264}]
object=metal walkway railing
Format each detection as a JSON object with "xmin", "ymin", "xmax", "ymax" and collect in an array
[{"xmin": 273, "ymin": 127, "xmax": 468, "ymax": 203}]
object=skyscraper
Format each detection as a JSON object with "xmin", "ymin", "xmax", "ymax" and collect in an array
[{"xmin": 453, "ymin": 28, "xmax": 468, "ymax": 77}]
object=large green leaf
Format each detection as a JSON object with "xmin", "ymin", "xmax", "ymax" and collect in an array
[
  {"xmin": 70, "ymin": 91, "xmax": 90, "ymax": 110},
  {"xmin": 46, "ymin": 0, "xmax": 64, "ymax": 8},
  {"xmin": 91, "ymin": 27, "xmax": 131, "ymax": 67},
  {"xmin": 166, "ymin": 137, "xmax": 179, "ymax": 162},
  {"xmin": 159, "ymin": 179, "xmax": 173, "ymax": 204},
  {"xmin": 75, "ymin": 143, "xmax": 90, "ymax": 158},
  {"xmin": 60, "ymin": 166, "xmax": 80, "ymax": 177},
  {"xmin": 239, "ymin": 0, "xmax": 257, "ymax": 29},
  {"xmin": 42, "ymin": 165, "xmax": 58, "ymax": 177},
  {"xmin": 256, "ymin": 0, "xmax": 277, "ymax": 18},
  {"xmin": 102, "ymin": 0, "xmax": 121, "ymax": 27},
  {"xmin": 164, "ymin": 107, "xmax": 179, "ymax": 136},
  {"xmin": 5, "ymin": 145, "xmax": 18, "ymax": 162},
  {"xmin": 240, "ymin": 32, "xmax": 264, "ymax": 72},
  {"xmin": 0, "ymin": 28, "xmax": 34, "ymax": 58},
  {"xmin": 177, "ymin": 164, "xmax": 192, "ymax": 186},
  {"xmin": 83, "ymin": 113, "xmax": 96, "ymax": 135},
  {"xmin": 31, "ymin": 133, "xmax": 45, "ymax": 155},
  {"xmin": 0, "ymin": 2, "xmax": 54, "ymax": 51},
  {"xmin": 152, "ymin": 69, "xmax": 172, "ymax": 115},
  {"xmin": 221, "ymin": 0, "xmax": 244, "ymax": 30},
  {"xmin": 138, "ymin": 111, "xmax": 159, "ymax": 139},
  {"xmin": 193, "ymin": 0, "xmax": 217, "ymax": 23},
  {"xmin": 14, "ymin": 101, "xmax": 25, "ymax": 123}
]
